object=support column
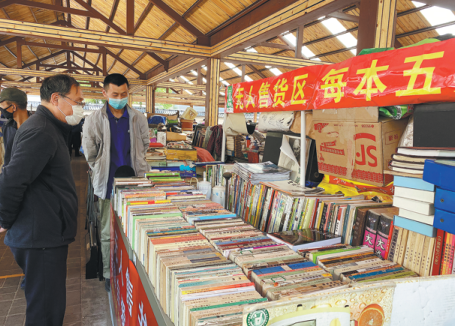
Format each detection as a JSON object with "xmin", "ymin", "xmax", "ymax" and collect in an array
[
  {"xmin": 127, "ymin": 94, "xmax": 133, "ymax": 107},
  {"xmin": 17, "ymin": 39, "xmax": 24, "ymax": 69},
  {"xmin": 102, "ymin": 49, "xmax": 107, "ymax": 76},
  {"xmin": 146, "ymin": 85, "xmax": 155, "ymax": 114},
  {"xmin": 357, "ymin": 0, "xmax": 398, "ymax": 53},
  {"xmin": 205, "ymin": 58, "xmax": 220, "ymax": 127},
  {"xmin": 36, "ymin": 63, "xmax": 40, "ymax": 83},
  {"xmin": 295, "ymin": 25, "xmax": 304, "ymax": 58}
]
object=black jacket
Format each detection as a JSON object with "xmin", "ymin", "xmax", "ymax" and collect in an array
[
  {"xmin": 2, "ymin": 119, "xmax": 17, "ymax": 166},
  {"xmin": 0, "ymin": 105, "xmax": 78, "ymax": 248}
]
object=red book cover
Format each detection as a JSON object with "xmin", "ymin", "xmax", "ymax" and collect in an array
[
  {"xmin": 309, "ymin": 199, "xmax": 320, "ymax": 229},
  {"xmin": 431, "ymin": 229, "xmax": 445, "ymax": 276},
  {"xmin": 384, "ymin": 220, "xmax": 394, "ymax": 259},
  {"xmin": 447, "ymin": 233, "xmax": 455, "ymax": 274},
  {"xmin": 441, "ymin": 233, "xmax": 451, "ymax": 275}
]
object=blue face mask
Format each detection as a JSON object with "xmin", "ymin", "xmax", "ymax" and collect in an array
[{"xmin": 109, "ymin": 97, "xmax": 128, "ymax": 110}]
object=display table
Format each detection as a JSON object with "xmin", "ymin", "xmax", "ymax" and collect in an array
[{"xmin": 109, "ymin": 204, "xmax": 174, "ymax": 326}]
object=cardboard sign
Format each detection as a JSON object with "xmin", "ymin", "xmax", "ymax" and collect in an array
[
  {"xmin": 226, "ymin": 39, "xmax": 455, "ymax": 113},
  {"xmin": 312, "ymin": 118, "xmax": 408, "ymax": 186}
]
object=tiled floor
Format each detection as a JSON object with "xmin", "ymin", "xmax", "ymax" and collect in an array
[{"xmin": 0, "ymin": 155, "xmax": 111, "ymax": 326}]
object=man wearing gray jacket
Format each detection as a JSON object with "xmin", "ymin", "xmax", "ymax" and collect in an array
[{"xmin": 82, "ymin": 74, "xmax": 149, "ymax": 291}]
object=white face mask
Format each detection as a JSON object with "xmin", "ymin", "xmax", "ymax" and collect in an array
[{"xmin": 58, "ymin": 98, "xmax": 84, "ymax": 126}]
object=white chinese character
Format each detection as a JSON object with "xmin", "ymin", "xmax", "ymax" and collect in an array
[
  {"xmin": 138, "ymin": 302, "xmax": 147, "ymax": 326},
  {"xmin": 364, "ymin": 233, "xmax": 373, "ymax": 245},
  {"xmin": 126, "ymin": 268, "xmax": 134, "ymax": 317},
  {"xmin": 121, "ymin": 299, "xmax": 126, "ymax": 326},
  {"xmin": 376, "ymin": 238, "xmax": 385, "ymax": 250},
  {"xmin": 119, "ymin": 251, "xmax": 123, "ymax": 286}
]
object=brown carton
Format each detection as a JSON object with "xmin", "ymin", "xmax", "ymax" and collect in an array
[
  {"xmin": 312, "ymin": 107, "xmax": 379, "ymax": 122},
  {"xmin": 312, "ymin": 118, "xmax": 408, "ymax": 186}
]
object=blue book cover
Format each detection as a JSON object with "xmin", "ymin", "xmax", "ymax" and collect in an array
[
  {"xmin": 423, "ymin": 160, "xmax": 455, "ymax": 192},
  {"xmin": 348, "ymin": 266, "xmax": 404, "ymax": 280},
  {"xmin": 394, "ymin": 215, "xmax": 437, "ymax": 237},
  {"xmin": 394, "ymin": 175, "xmax": 435, "ymax": 192},
  {"xmin": 252, "ymin": 261, "xmax": 317, "ymax": 276},
  {"xmin": 435, "ymin": 188, "xmax": 455, "ymax": 213},
  {"xmin": 434, "ymin": 209, "xmax": 455, "ymax": 235}
]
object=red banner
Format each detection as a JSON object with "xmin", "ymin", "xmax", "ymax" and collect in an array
[
  {"xmin": 225, "ymin": 39, "xmax": 455, "ymax": 113},
  {"xmin": 110, "ymin": 206, "xmax": 158, "ymax": 326}
]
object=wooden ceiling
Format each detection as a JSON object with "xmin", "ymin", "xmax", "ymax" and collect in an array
[{"xmin": 0, "ymin": 0, "xmax": 451, "ymax": 94}]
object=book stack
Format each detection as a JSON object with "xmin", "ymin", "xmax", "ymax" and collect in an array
[
  {"xmin": 387, "ymin": 147, "xmax": 455, "ymax": 177},
  {"xmin": 299, "ymin": 244, "xmax": 419, "ymax": 283},
  {"xmin": 233, "ymin": 161, "xmax": 291, "ymax": 185},
  {"xmin": 362, "ymin": 207, "xmax": 399, "ymax": 259},
  {"xmin": 267, "ymin": 229, "xmax": 341, "ymax": 251},
  {"xmin": 145, "ymin": 171, "xmax": 184, "ymax": 184},
  {"xmin": 179, "ymin": 204, "xmax": 237, "ymax": 225},
  {"xmin": 230, "ymin": 245, "xmax": 346, "ymax": 300}
]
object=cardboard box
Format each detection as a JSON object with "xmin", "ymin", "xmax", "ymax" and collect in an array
[
  {"xmin": 166, "ymin": 132, "xmax": 187, "ymax": 142},
  {"xmin": 312, "ymin": 107, "xmax": 379, "ymax": 122},
  {"xmin": 313, "ymin": 118, "xmax": 408, "ymax": 186},
  {"xmin": 290, "ymin": 111, "xmax": 314, "ymax": 136}
]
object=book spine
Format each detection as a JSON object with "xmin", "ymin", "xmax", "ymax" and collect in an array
[
  {"xmin": 384, "ymin": 220, "xmax": 395, "ymax": 260},
  {"xmin": 292, "ymin": 199, "xmax": 303, "ymax": 231},
  {"xmin": 392, "ymin": 227, "xmax": 403, "ymax": 263},
  {"xmin": 397, "ymin": 229, "xmax": 409, "ymax": 265},
  {"xmin": 403, "ymin": 231, "xmax": 416, "ymax": 269},
  {"xmin": 424, "ymin": 237, "xmax": 435, "ymax": 277},
  {"xmin": 387, "ymin": 226, "xmax": 400, "ymax": 261},
  {"xmin": 448, "ymin": 233, "xmax": 455, "ymax": 274},
  {"xmin": 441, "ymin": 233, "xmax": 451, "ymax": 275},
  {"xmin": 319, "ymin": 204, "xmax": 328, "ymax": 232},
  {"xmin": 419, "ymin": 236, "xmax": 430, "ymax": 276},
  {"xmin": 431, "ymin": 229, "xmax": 445, "ymax": 276},
  {"xmin": 298, "ymin": 199, "xmax": 310, "ymax": 230},
  {"xmin": 352, "ymin": 210, "xmax": 368, "ymax": 246}
]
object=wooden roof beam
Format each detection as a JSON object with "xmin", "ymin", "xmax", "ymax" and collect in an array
[
  {"xmin": 22, "ymin": 50, "xmax": 66, "ymax": 69},
  {"xmin": 247, "ymin": 64, "xmax": 267, "ymax": 79},
  {"xmin": 0, "ymin": 19, "xmax": 211, "ymax": 57},
  {"xmin": 211, "ymin": 0, "xmax": 360, "ymax": 57},
  {"xmin": 327, "ymin": 11, "xmax": 359, "ymax": 23},
  {"xmin": 0, "ymin": 0, "xmax": 124, "ymax": 35},
  {"xmin": 147, "ymin": 57, "xmax": 205, "ymax": 85},
  {"xmin": 24, "ymin": 41, "xmax": 104, "ymax": 53},
  {"xmin": 105, "ymin": 48, "xmax": 145, "ymax": 79},
  {"xmin": 71, "ymin": 0, "xmax": 125, "ymax": 35},
  {"xmin": 40, "ymin": 64, "xmax": 97, "ymax": 72},
  {"xmin": 134, "ymin": 2, "xmax": 154, "ymax": 33},
  {"xmin": 107, "ymin": 49, "xmax": 123, "ymax": 73},
  {"xmin": 71, "ymin": 51, "xmax": 102, "ymax": 71},
  {"xmin": 419, "ymin": 0, "xmax": 455, "ymax": 11},
  {"xmin": 0, "ymin": 67, "xmax": 147, "ymax": 84},
  {"xmin": 147, "ymin": 53, "xmax": 168, "ymax": 71},
  {"xmin": 224, "ymin": 51, "xmax": 330, "ymax": 68},
  {"xmin": 397, "ymin": 20, "xmax": 455, "ymax": 38},
  {"xmin": 148, "ymin": 0, "xmax": 208, "ymax": 44},
  {"xmin": 308, "ymin": 46, "xmax": 356, "ymax": 59},
  {"xmin": 255, "ymin": 42, "xmax": 293, "ymax": 50},
  {"xmin": 122, "ymin": 52, "xmax": 147, "ymax": 76}
]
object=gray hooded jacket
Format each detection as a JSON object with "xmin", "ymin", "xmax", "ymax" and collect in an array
[{"xmin": 82, "ymin": 103, "xmax": 149, "ymax": 199}]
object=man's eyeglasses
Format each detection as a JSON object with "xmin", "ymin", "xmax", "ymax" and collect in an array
[{"xmin": 62, "ymin": 95, "xmax": 85, "ymax": 107}]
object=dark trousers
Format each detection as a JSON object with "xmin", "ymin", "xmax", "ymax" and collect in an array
[
  {"xmin": 69, "ymin": 134, "xmax": 81, "ymax": 156},
  {"xmin": 10, "ymin": 245, "xmax": 69, "ymax": 326}
]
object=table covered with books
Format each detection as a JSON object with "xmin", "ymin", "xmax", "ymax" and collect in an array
[{"xmin": 107, "ymin": 166, "xmax": 455, "ymax": 326}]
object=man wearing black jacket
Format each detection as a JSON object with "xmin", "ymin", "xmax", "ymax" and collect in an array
[{"xmin": 0, "ymin": 74, "xmax": 84, "ymax": 326}]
